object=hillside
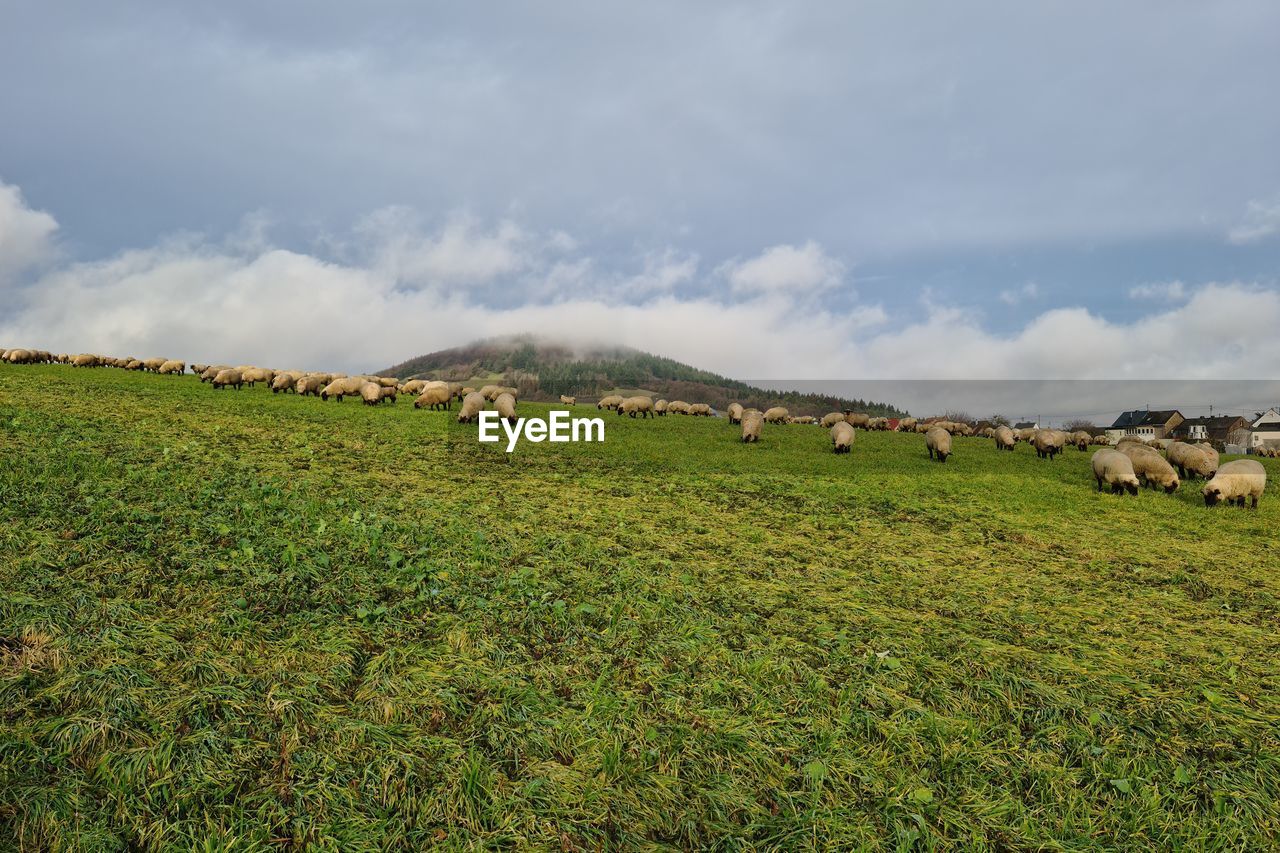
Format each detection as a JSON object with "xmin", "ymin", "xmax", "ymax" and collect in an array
[{"xmin": 380, "ymin": 336, "xmax": 905, "ymax": 416}]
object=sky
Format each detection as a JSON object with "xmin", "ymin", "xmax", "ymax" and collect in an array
[{"xmin": 2, "ymin": 1, "xmax": 1279, "ymax": 402}]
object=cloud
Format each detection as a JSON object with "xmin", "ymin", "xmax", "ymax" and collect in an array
[
  {"xmin": 1227, "ymin": 198, "xmax": 1280, "ymax": 245},
  {"xmin": 0, "ymin": 180, "xmax": 59, "ymax": 282},
  {"xmin": 721, "ymin": 242, "xmax": 845, "ymax": 295},
  {"xmin": 1128, "ymin": 280, "xmax": 1187, "ymax": 301},
  {"xmin": 999, "ymin": 281, "xmax": 1039, "ymax": 305},
  {"xmin": 2, "ymin": 184, "xmax": 1278, "ymax": 383}
]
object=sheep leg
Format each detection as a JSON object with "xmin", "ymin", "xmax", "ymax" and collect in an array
[{"xmin": 1251, "ymin": 495, "xmax": 1259, "ymax": 509}]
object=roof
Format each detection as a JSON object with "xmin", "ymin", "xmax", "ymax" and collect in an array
[
  {"xmin": 1013, "ymin": 421, "xmax": 1036, "ymax": 429},
  {"xmin": 1252, "ymin": 409, "xmax": 1280, "ymax": 428},
  {"xmin": 1179, "ymin": 415, "xmax": 1244, "ymax": 428},
  {"xmin": 1108, "ymin": 409, "xmax": 1180, "ymax": 430}
]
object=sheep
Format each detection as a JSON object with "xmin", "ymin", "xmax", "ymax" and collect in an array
[
  {"xmin": 240, "ymin": 367, "xmax": 274, "ymax": 387},
  {"xmin": 360, "ymin": 381, "xmax": 385, "ymax": 405},
  {"xmin": 1016, "ymin": 427, "xmax": 1037, "ymax": 443},
  {"xmin": 460, "ymin": 386, "xmax": 476, "ymax": 396},
  {"xmin": 654, "ymin": 399, "xmax": 668, "ymax": 416},
  {"xmin": 71, "ymin": 353, "xmax": 98, "ymax": 367},
  {"xmin": 897, "ymin": 417, "xmax": 918, "ymax": 432},
  {"xmin": 495, "ymin": 392, "xmax": 517, "ymax": 424},
  {"xmin": 190, "ymin": 363, "xmax": 209, "ymax": 376},
  {"xmin": 667, "ymin": 400, "xmax": 690, "ymax": 414},
  {"xmin": 5, "ymin": 349, "xmax": 33, "ymax": 363},
  {"xmin": 1118, "ymin": 444, "xmax": 1180, "ymax": 493},
  {"xmin": 480, "ymin": 385, "xmax": 504, "ymax": 402},
  {"xmin": 456, "ymin": 391, "xmax": 486, "ymax": 422},
  {"xmin": 726, "ymin": 402, "xmax": 744, "ymax": 424},
  {"xmin": 450, "ymin": 383, "xmax": 466, "ymax": 400},
  {"xmin": 1031, "ymin": 429, "xmax": 1067, "ymax": 460},
  {"xmin": 689, "ymin": 403, "xmax": 712, "ymax": 416},
  {"xmin": 845, "ymin": 413, "xmax": 870, "ymax": 429},
  {"xmin": 125, "ymin": 359, "xmax": 145, "ymax": 371},
  {"xmin": 763, "ymin": 406, "xmax": 789, "ymax": 424},
  {"xmin": 1166, "ymin": 441, "xmax": 1216, "ymax": 480},
  {"xmin": 211, "ymin": 368, "xmax": 243, "ymax": 390},
  {"xmin": 399, "ymin": 379, "xmax": 428, "ymax": 397},
  {"xmin": 379, "ymin": 386, "xmax": 398, "ymax": 404},
  {"xmin": 618, "ymin": 396, "xmax": 655, "ymax": 418},
  {"xmin": 1092, "ymin": 434, "xmax": 1111, "ymax": 446},
  {"xmin": 830, "ymin": 421, "xmax": 855, "ymax": 453},
  {"xmin": 200, "ymin": 365, "xmax": 228, "ymax": 382},
  {"xmin": 271, "ymin": 372, "xmax": 298, "ymax": 393},
  {"xmin": 597, "ymin": 394, "xmax": 624, "ymax": 411},
  {"xmin": 321, "ymin": 376, "xmax": 366, "ymax": 402},
  {"xmin": 158, "ymin": 360, "xmax": 185, "ymax": 375},
  {"xmin": 925, "ymin": 426, "xmax": 952, "ymax": 462},
  {"xmin": 994, "ymin": 425, "xmax": 1016, "ymax": 451},
  {"xmin": 1202, "ymin": 460, "xmax": 1266, "ymax": 508},
  {"xmin": 1092, "ymin": 449, "xmax": 1140, "ymax": 495},
  {"xmin": 560, "ymin": 395, "xmax": 577, "ymax": 406},
  {"xmin": 789, "ymin": 415, "xmax": 817, "ymax": 425},
  {"xmin": 741, "ymin": 410, "xmax": 763, "ymax": 443},
  {"xmin": 376, "ymin": 376, "xmax": 399, "ymax": 388},
  {"xmin": 142, "ymin": 357, "xmax": 167, "ymax": 372},
  {"xmin": 867, "ymin": 417, "xmax": 889, "ymax": 431},
  {"xmin": 820, "ymin": 412, "xmax": 845, "ymax": 428},
  {"xmin": 413, "ymin": 386, "xmax": 452, "ymax": 410},
  {"xmin": 1072, "ymin": 430, "xmax": 1092, "ymax": 450},
  {"xmin": 295, "ymin": 374, "xmax": 326, "ymax": 396},
  {"xmin": 1194, "ymin": 442, "xmax": 1220, "ymax": 473}
]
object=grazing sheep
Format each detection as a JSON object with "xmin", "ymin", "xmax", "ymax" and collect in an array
[
  {"xmin": 830, "ymin": 421, "xmax": 855, "ymax": 453},
  {"xmin": 1072, "ymin": 430, "xmax": 1092, "ymax": 450},
  {"xmin": 1092, "ymin": 434, "xmax": 1111, "ymax": 446},
  {"xmin": 654, "ymin": 399, "xmax": 668, "ymax": 416},
  {"xmin": 190, "ymin": 363, "xmax": 209, "ymax": 376},
  {"xmin": 867, "ymin": 417, "xmax": 889, "ymax": 431},
  {"xmin": 271, "ymin": 373, "xmax": 297, "ymax": 393},
  {"xmin": 240, "ymin": 367, "xmax": 274, "ymax": 387},
  {"xmin": 295, "ymin": 374, "xmax": 326, "ymax": 396},
  {"xmin": 994, "ymin": 425, "xmax": 1016, "ymax": 451},
  {"xmin": 460, "ymin": 386, "xmax": 476, "ymax": 396},
  {"xmin": 1166, "ymin": 441, "xmax": 1216, "ymax": 480},
  {"xmin": 495, "ymin": 392, "xmax": 517, "ymax": 423},
  {"xmin": 1092, "ymin": 449, "xmax": 1140, "ymax": 495},
  {"xmin": 399, "ymin": 379, "xmax": 428, "ymax": 397},
  {"xmin": 925, "ymin": 426, "xmax": 952, "ymax": 462},
  {"xmin": 1119, "ymin": 444, "xmax": 1181, "ymax": 493},
  {"xmin": 726, "ymin": 402, "xmax": 744, "ymax": 424},
  {"xmin": 689, "ymin": 403, "xmax": 712, "ymax": 416},
  {"xmin": 142, "ymin": 357, "xmax": 167, "ymax": 372},
  {"xmin": 667, "ymin": 400, "xmax": 691, "ymax": 415},
  {"xmin": 71, "ymin": 353, "xmax": 98, "ymax": 367},
  {"xmin": 158, "ymin": 360, "xmax": 186, "ymax": 375},
  {"xmin": 763, "ymin": 406, "xmax": 789, "ymax": 424},
  {"xmin": 897, "ymin": 417, "xmax": 918, "ymax": 432},
  {"xmin": 845, "ymin": 413, "xmax": 870, "ymax": 429},
  {"xmin": 125, "ymin": 359, "xmax": 144, "ymax": 370},
  {"xmin": 1032, "ymin": 429, "xmax": 1068, "ymax": 460},
  {"xmin": 456, "ymin": 391, "xmax": 486, "ymax": 422},
  {"xmin": 560, "ymin": 395, "xmax": 576, "ymax": 405},
  {"xmin": 1016, "ymin": 427, "xmax": 1037, "ymax": 443},
  {"xmin": 1194, "ymin": 442, "xmax": 1221, "ymax": 473},
  {"xmin": 741, "ymin": 410, "xmax": 763, "ymax": 443},
  {"xmin": 619, "ymin": 396, "xmax": 655, "ymax": 418},
  {"xmin": 211, "ymin": 368, "xmax": 243, "ymax": 390},
  {"xmin": 1202, "ymin": 460, "xmax": 1266, "ymax": 508},
  {"xmin": 379, "ymin": 386, "xmax": 398, "ymax": 404},
  {"xmin": 480, "ymin": 385, "xmax": 504, "ymax": 402},
  {"xmin": 413, "ymin": 386, "xmax": 452, "ymax": 410},
  {"xmin": 200, "ymin": 365, "xmax": 227, "ymax": 382},
  {"xmin": 321, "ymin": 376, "xmax": 366, "ymax": 401},
  {"xmin": 820, "ymin": 412, "xmax": 845, "ymax": 428},
  {"xmin": 360, "ymin": 381, "xmax": 385, "ymax": 405},
  {"xmin": 597, "ymin": 394, "xmax": 624, "ymax": 411},
  {"xmin": 376, "ymin": 376, "xmax": 399, "ymax": 388},
  {"xmin": 789, "ymin": 415, "xmax": 817, "ymax": 425}
]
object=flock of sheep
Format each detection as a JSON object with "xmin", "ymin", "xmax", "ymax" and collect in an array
[{"xmin": 3, "ymin": 347, "xmax": 1266, "ymax": 508}]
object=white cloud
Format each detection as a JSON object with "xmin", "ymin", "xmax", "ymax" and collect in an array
[
  {"xmin": 721, "ymin": 242, "xmax": 845, "ymax": 295},
  {"xmin": 3, "ymin": 184, "xmax": 1278, "ymax": 382},
  {"xmin": 999, "ymin": 281, "xmax": 1039, "ymax": 305},
  {"xmin": 1128, "ymin": 280, "xmax": 1186, "ymax": 301},
  {"xmin": 354, "ymin": 208, "xmax": 531, "ymax": 289},
  {"xmin": 1228, "ymin": 199, "xmax": 1280, "ymax": 245},
  {"xmin": 0, "ymin": 180, "xmax": 59, "ymax": 282}
]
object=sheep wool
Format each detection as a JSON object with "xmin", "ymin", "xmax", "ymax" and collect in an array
[
  {"xmin": 1119, "ymin": 444, "xmax": 1180, "ymax": 493},
  {"xmin": 597, "ymin": 394, "xmax": 624, "ymax": 411},
  {"xmin": 993, "ymin": 425, "xmax": 1016, "ymax": 451},
  {"xmin": 1091, "ymin": 449, "xmax": 1140, "ymax": 495},
  {"xmin": 830, "ymin": 421, "xmax": 854, "ymax": 453},
  {"xmin": 1202, "ymin": 460, "xmax": 1266, "ymax": 508},
  {"xmin": 925, "ymin": 426, "xmax": 952, "ymax": 463},
  {"xmin": 740, "ymin": 410, "xmax": 763, "ymax": 443},
  {"xmin": 456, "ymin": 391, "xmax": 486, "ymax": 422},
  {"xmin": 763, "ymin": 407, "xmax": 789, "ymax": 424},
  {"xmin": 726, "ymin": 402, "xmax": 744, "ymax": 424},
  {"xmin": 619, "ymin": 396, "xmax": 655, "ymax": 418},
  {"xmin": 1166, "ymin": 441, "xmax": 1216, "ymax": 480}
]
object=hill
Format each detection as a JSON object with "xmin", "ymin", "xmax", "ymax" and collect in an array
[
  {"xmin": 2, "ymin": 362, "xmax": 1278, "ymax": 848},
  {"xmin": 380, "ymin": 335, "xmax": 905, "ymax": 416}
]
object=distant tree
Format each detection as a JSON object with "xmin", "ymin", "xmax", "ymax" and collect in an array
[
  {"xmin": 1064, "ymin": 419, "xmax": 1099, "ymax": 434},
  {"xmin": 943, "ymin": 410, "xmax": 975, "ymax": 424},
  {"xmin": 989, "ymin": 414, "xmax": 1011, "ymax": 427}
]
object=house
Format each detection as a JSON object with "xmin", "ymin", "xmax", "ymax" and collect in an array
[
  {"xmin": 1013, "ymin": 421, "xmax": 1037, "ymax": 430},
  {"xmin": 1250, "ymin": 409, "xmax": 1280, "ymax": 452},
  {"xmin": 1169, "ymin": 415, "xmax": 1249, "ymax": 447},
  {"xmin": 1105, "ymin": 409, "xmax": 1183, "ymax": 443}
]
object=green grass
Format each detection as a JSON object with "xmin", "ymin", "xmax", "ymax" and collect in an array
[{"xmin": 2, "ymin": 364, "xmax": 1278, "ymax": 850}]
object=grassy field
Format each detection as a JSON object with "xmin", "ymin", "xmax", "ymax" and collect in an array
[{"xmin": 2, "ymin": 364, "xmax": 1278, "ymax": 850}]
